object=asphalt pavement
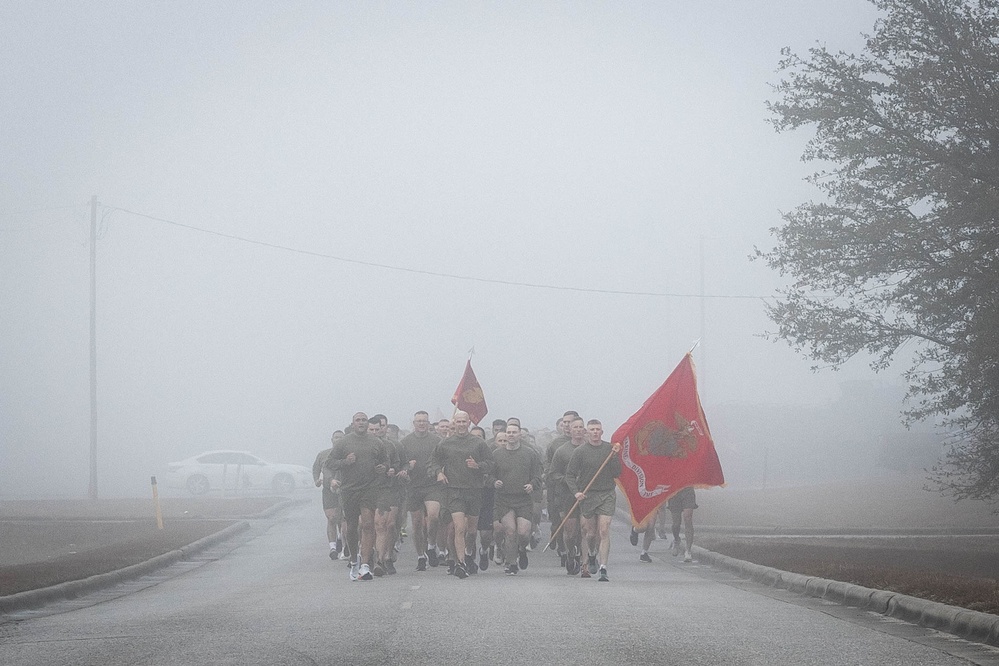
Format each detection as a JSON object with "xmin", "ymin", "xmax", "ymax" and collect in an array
[{"xmin": 1, "ymin": 497, "xmax": 998, "ymax": 666}]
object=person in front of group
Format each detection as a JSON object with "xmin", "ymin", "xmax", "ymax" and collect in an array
[
  {"xmin": 491, "ymin": 423, "xmax": 543, "ymax": 575},
  {"xmin": 323, "ymin": 412, "xmax": 388, "ymax": 582},
  {"xmin": 399, "ymin": 410, "xmax": 443, "ymax": 571},
  {"xmin": 313, "ymin": 430, "xmax": 345, "ymax": 560},
  {"xmin": 429, "ymin": 410, "xmax": 492, "ymax": 579},
  {"xmin": 565, "ymin": 419, "xmax": 621, "ymax": 582}
]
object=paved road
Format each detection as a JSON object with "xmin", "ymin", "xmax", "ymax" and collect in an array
[{"xmin": 1, "ymin": 498, "xmax": 997, "ymax": 666}]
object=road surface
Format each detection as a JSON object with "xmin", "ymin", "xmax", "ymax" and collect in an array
[{"xmin": 1, "ymin": 498, "xmax": 997, "ymax": 665}]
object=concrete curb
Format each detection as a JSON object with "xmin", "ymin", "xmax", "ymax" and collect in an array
[
  {"xmin": 694, "ymin": 545, "xmax": 999, "ymax": 648},
  {"xmin": 0, "ymin": 520, "xmax": 250, "ymax": 614}
]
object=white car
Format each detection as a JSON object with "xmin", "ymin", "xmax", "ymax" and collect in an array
[{"xmin": 164, "ymin": 450, "xmax": 313, "ymax": 496}]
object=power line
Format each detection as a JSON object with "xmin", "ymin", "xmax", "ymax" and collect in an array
[{"xmin": 108, "ymin": 205, "xmax": 770, "ymax": 300}]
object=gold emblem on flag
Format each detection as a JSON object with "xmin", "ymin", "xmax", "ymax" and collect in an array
[
  {"xmin": 461, "ymin": 387, "xmax": 484, "ymax": 404},
  {"xmin": 636, "ymin": 413, "xmax": 698, "ymax": 458}
]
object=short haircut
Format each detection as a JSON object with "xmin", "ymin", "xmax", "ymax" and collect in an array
[
  {"xmin": 587, "ymin": 419, "xmax": 601, "ymax": 426},
  {"xmin": 570, "ymin": 417, "xmax": 584, "ymax": 425},
  {"xmin": 506, "ymin": 417, "xmax": 521, "ymax": 426},
  {"xmin": 563, "ymin": 410, "xmax": 579, "ymax": 418},
  {"xmin": 370, "ymin": 413, "xmax": 388, "ymax": 425},
  {"xmin": 414, "ymin": 410, "xmax": 429, "ymax": 418},
  {"xmin": 492, "ymin": 419, "xmax": 508, "ymax": 428},
  {"xmin": 470, "ymin": 426, "xmax": 485, "ymax": 437}
]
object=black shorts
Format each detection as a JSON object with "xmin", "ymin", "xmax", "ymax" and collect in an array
[
  {"xmin": 494, "ymin": 494, "xmax": 534, "ymax": 522},
  {"xmin": 407, "ymin": 484, "xmax": 444, "ymax": 512},
  {"xmin": 340, "ymin": 487, "xmax": 378, "ymax": 524},
  {"xmin": 322, "ymin": 485, "xmax": 338, "ymax": 511},
  {"xmin": 668, "ymin": 487, "xmax": 697, "ymax": 512},
  {"xmin": 477, "ymin": 487, "xmax": 496, "ymax": 530},
  {"xmin": 443, "ymin": 487, "xmax": 482, "ymax": 517}
]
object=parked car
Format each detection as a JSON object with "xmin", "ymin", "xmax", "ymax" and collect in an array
[{"xmin": 164, "ymin": 450, "xmax": 313, "ymax": 496}]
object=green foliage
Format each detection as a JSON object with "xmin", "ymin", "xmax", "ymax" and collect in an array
[{"xmin": 760, "ymin": 0, "xmax": 999, "ymax": 501}]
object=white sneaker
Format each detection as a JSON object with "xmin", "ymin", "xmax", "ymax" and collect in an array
[
  {"xmin": 683, "ymin": 549, "xmax": 693, "ymax": 563},
  {"xmin": 670, "ymin": 539, "xmax": 681, "ymax": 557},
  {"xmin": 349, "ymin": 561, "xmax": 360, "ymax": 581},
  {"xmin": 359, "ymin": 563, "xmax": 373, "ymax": 580}
]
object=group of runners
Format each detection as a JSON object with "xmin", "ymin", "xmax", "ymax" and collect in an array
[{"xmin": 311, "ymin": 409, "xmax": 696, "ymax": 582}]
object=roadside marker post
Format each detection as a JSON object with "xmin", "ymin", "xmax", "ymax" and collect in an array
[{"xmin": 150, "ymin": 476, "xmax": 164, "ymax": 530}]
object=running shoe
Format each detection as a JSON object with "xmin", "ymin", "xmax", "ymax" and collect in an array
[
  {"xmin": 505, "ymin": 564, "xmax": 519, "ymax": 575},
  {"xmin": 587, "ymin": 554, "xmax": 598, "ymax": 575},
  {"xmin": 560, "ymin": 552, "xmax": 567, "ymax": 568},
  {"xmin": 670, "ymin": 539, "xmax": 681, "ymax": 557},
  {"xmin": 386, "ymin": 560, "xmax": 397, "ymax": 575},
  {"xmin": 684, "ymin": 549, "xmax": 693, "ymax": 563},
  {"xmin": 630, "ymin": 528, "xmax": 639, "ymax": 546},
  {"xmin": 454, "ymin": 563, "xmax": 469, "ymax": 579},
  {"xmin": 428, "ymin": 548, "xmax": 439, "ymax": 568},
  {"xmin": 518, "ymin": 547, "xmax": 529, "ymax": 570},
  {"xmin": 493, "ymin": 546, "xmax": 504, "ymax": 565},
  {"xmin": 639, "ymin": 552, "xmax": 652, "ymax": 563},
  {"xmin": 416, "ymin": 556, "xmax": 427, "ymax": 571},
  {"xmin": 479, "ymin": 547, "xmax": 490, "ymax": 572},
  {"xmin": 464, "ymin": 554, "xmax": 478, "ymax": 575},
  {"xmin": 446, "ymin": 560, "xmax": 456, "ymax": 576},
  {"xmin": 372, "ymin": 561, "xmax": 386, "ymax": 577},
  {"xmin": 349, "ymin": 561, "xmax": 360, "ymax": 581},
  {"xmin": 580, "ymin": 565, "xmax": 591, "ymax": 579},
  {"xmin": 359, "ymin": 563, "xmax": 373, "ymax": 580},
  {"xmin": 597, "ymin": 566, "xmax": 609, "ymax": 582},
  {"xmin": 566, "ymin": 556, "xmax": 580, "ymax": 576},
  {"xmin": 329, "ymin": 547, "xmax": 338, "ymax": 561}
]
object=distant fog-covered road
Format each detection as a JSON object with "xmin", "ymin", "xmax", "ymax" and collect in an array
[{"xmin": 0, "ymin": 499, "xmax": 994, "ymax": 666}]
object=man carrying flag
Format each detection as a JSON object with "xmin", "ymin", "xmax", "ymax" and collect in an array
[
  {"xmin": 613, "ymin": 352, "xmax": 724, "ymax": 555},
  {"xmin": 452, "ymin": 360, "xmax": 488, "ymax": 425}
]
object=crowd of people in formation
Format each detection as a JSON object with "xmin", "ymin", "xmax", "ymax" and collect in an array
[{"xmin": 311, "ymin": 410, "xmax": 697, "ymax": 582}]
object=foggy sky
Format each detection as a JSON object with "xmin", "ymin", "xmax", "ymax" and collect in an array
[{"xmin": 1, "ymin": 1, "xmax": 903, "ymax": 497}]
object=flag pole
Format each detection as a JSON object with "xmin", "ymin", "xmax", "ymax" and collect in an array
[{"xmin": 543, "ymin": 443, "xmax": 621, "ymax": 552}]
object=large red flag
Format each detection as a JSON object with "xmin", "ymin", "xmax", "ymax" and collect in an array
[
  {"xmin": 451, "ymin": 360, "xmax": 488, "ymax": 425},
  {"xmin": 613, "ymin": 353, "xmax": 724, "ymax": 528}
]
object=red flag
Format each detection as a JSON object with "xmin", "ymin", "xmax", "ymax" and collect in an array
[
  {"xmin": 451, "ymin": 360, "xmax": 488, "ymax": 425},
  {"xmin": 613, "ymin": 353, "xmax": 724, "ymax": 528}
]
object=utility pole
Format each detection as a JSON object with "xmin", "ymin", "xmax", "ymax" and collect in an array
[
  {"xmin": 699, "ymin": 235, "xmax": 706, "ymax": 400},
  {"xmin": 89, "ymin": 195, "xmax": 98, "ymax": 500}
]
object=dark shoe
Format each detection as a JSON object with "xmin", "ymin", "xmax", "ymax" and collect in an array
[
  {"xmin": 560, "ymin": 552, "xmax": 567, "ymax": 567},
  {"xmin": 587, "ymin": 554, "xmax": 598, "ymax": 574},
  {"xmin": 598, "ymin": 566, "xmax": 609, "ymax": 582},
  {"xmin": 580, "ymin": 565, "xmax": 591, "ymax": 578},
  {"xmin": 329, "ymin": 547, "xmax": 337, "ymax": 561},
  {"xmin": 630, "ymin": 528, "xmax": 639, "ymax": 546},
  {"xmin": 518, "ymin": 547, "xmax": 529, "ymax": 570},
  {"xmin": 416, "ymin": 556, "xmax": 427, "ymax": 571},
  {"xmin": 566, "ymin": 556, "xmax": 580, "ymax": 575},
  {"xmin": 464, "ymin": 553, "xmax": 478, "ymax": 575},
  {"xmin": 386, "ymin": 559, "xmax": 397, "ymax": 575},
  {"xmin": 446, "ymin": 560, "xmax": 456, "ymax": 576},
  {"xmin": 504, "ymin": 564, "xmax": 518, "ymax": 575},
  {"xmin": 372, "ymin": 561, "xmax": 385, "ymax": 577},
  {"xmin": 640, "ymin": 552, "xmax": 652, "ymax": 563},
  {"xmin": 454, "ymin": 563, "xmax": 469, "ymax": 579},
  {"xmin": 428, "ymin": 548, "xmax": 439, "ymax": 568},
  {"xmin": 478, "ymin": 549, "xmax": 490, "ymax": 572}
]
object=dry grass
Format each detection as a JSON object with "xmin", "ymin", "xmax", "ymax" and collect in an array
[
  {"xmin": 700, "ymin": 535, "xmax": 999, "ymax": 615},
  {"xmin": 0, "ymin": 496, "xmax": 284, "ymax": 597}
]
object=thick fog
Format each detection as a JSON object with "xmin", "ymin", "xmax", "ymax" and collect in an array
[{"xmin": 2, "ymin": 1, "xmax": 928, "ymax": 498}]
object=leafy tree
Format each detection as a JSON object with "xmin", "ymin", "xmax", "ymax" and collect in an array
[{"xmin": 759, "ymin": 0, "xmax": 999, "ymax": 502}]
